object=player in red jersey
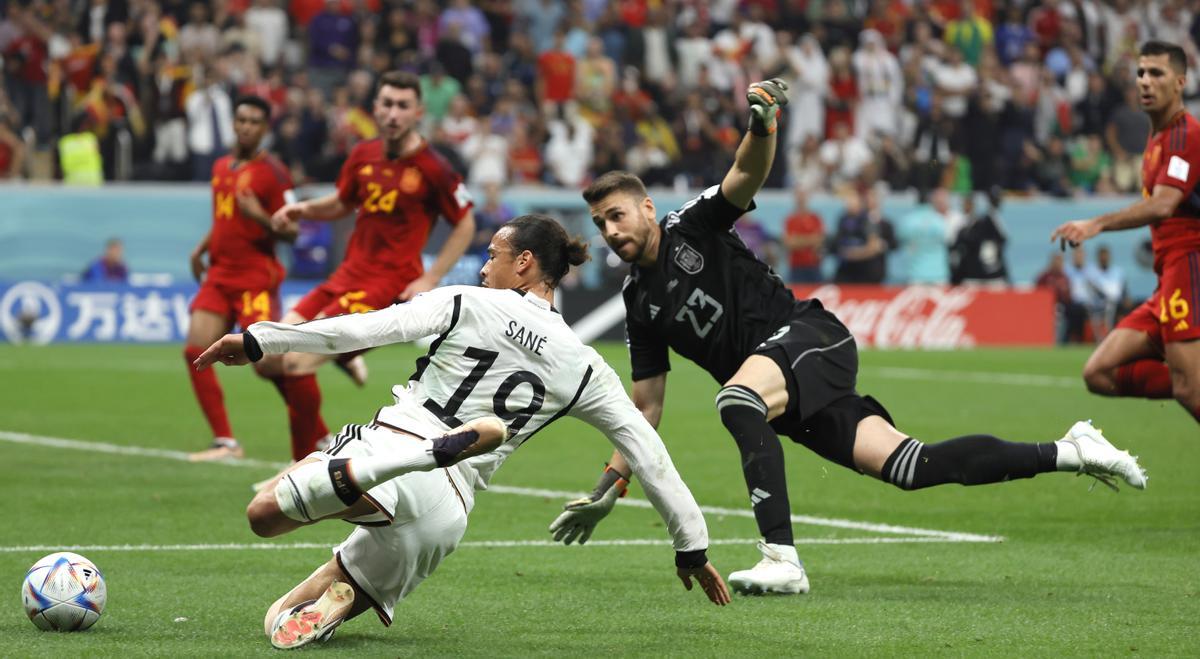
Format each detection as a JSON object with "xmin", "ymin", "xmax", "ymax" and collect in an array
[
  {"xmin": 1052, "ymin": 40, "xmax": 1200, "ymax": 423},
  {"xmin": 268, "ymin": 71, "xmax": 476, "ymax": 460},
  {"xmin": 186, "ymin": 95, "xmax": 300, "ymax": 460}
]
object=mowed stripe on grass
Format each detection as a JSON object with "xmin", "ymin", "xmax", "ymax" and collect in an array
[{"xmin": 0, "ymin": 429, "xmax": 1002, "ymax": 543}]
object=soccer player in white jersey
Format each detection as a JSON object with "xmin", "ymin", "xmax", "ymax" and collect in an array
[{"xmin": 194, "ymin": 214, "xmax": 730, "ymax": 650}]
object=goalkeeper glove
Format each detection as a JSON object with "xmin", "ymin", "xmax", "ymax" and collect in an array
[
  {"xmin": 548, "ymin": 465, "xmax": 629, "ymax": 545},
  {"xmin": 746, "ymin": 78, "xmax": 789, "ymax": 137}
]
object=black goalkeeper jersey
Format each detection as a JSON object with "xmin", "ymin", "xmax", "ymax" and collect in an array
[{"xmin": 623, "ymin": 185, "xmax": 814, "ymax": 383}]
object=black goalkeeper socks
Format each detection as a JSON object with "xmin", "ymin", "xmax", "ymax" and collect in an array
[
  {"xmin": 883, "ymin": 435, "xmax": 1059, "ymax": 490},
  {"xmin": 716, "ymin": 385, "xmax": 794, "ymax": 546}
]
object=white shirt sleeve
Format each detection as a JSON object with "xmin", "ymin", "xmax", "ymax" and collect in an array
[
  {"xmin": 569, "ymin": 358, "xmax": 709, "ymax": 553},
  {"xmin": 248, "ymin": 287, "xmax": 459, "ymax": 356}
]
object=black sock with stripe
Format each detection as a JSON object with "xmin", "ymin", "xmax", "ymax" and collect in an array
[
  {"xmin": 882, "ymin": 435, "xmax": 1058, "ymax": 490},
  {"xmin": 716, "ymin": 384, "xmax": 794, "ymax": 546}
]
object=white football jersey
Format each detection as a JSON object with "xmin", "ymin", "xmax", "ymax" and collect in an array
[{"xmin": 249, "ymin": 286, "xmax": 708, "ymax": 552}]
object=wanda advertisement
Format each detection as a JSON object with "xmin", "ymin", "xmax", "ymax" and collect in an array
[{"xmin": 789, "ymin": 285, "xmax": 1056, "ymax": 348}]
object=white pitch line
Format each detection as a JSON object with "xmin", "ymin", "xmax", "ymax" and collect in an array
[
  {"xmin": 865, "ymin": 366, "xmax": 1078, "ymax": 388},
  {"xmin": 0, "ymin": 536, "xmax": 979, "ymax": 554},
  {"xmin": 0, "ymin": 430, "xmax": 1003, "ymax": 544}
]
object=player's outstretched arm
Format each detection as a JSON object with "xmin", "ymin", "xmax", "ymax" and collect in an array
[
  {"xmin": 400, "ymin": 210, "xmax": 476, "ymax": 301},
  {"xmin": 269, "ymin": 192, "xmax": 352, "ymax": 233},
  {"xmin": 721, "ymin": 78, "xmax": 788, "ymax": 210},
  {"xmin": 1050, "ymin": 185, "xmax": 1184, "ymax": 246},
  {"xmin": 193, "ymin": 333, "xmax": 251, "ymax": 370},
  {"xmin": 678, "ymin": 562, "xmax": 731, "ymax": 606},
  {"xmin": 237, "ymin": 188, "xmax": 297, "ymax": 242}
]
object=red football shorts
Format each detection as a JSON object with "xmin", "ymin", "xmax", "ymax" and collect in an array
[
  {"xmin": 291, "ymin": 277, "xmax": 407, "ymax": 320},
  {"xmin": 1117, "ymin": 251, "xmax": 1200, "ymax": 347},
  {"xmin": 191, "ymin": 279, "xmax": 282, "ymax": 330}
]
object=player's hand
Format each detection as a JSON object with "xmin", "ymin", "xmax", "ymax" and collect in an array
[
  {"xmin": 189, "ymin": 251, "xmax": 207, "ymax": 283},
  {"xmin": 548, "ymin": 467, "xmax": 628, "ymax": 545},
  {"xmin": 1050, "ymin": 219, "xmax": 1100, "ymax": 249},
  {"xmin": 193, "ymin": 334, "xmax": 250, "ymax": 370},
  {"xmin": 746, "ymin": 78, "xmax": 789, "ymax": 136},
  {"xmin": 270, "ymin": 203, "xmax": 304, "ymax": 233},
  {"xmin": 677, "ymin": 562, "xmax": 731, "ymax": 606},
  {"xmin": 399, "ymin": 273, "xmax": 440, "ymax": 301}
]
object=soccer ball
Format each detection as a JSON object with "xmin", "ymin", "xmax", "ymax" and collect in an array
[{"xmin": 22, "ymin": 552, "xmax": 107, "ymax": 631}]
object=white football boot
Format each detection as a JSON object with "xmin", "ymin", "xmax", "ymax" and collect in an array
[
  {"xmin": 270, "ymin": 581, "xmax": 354, "ymax": 650},
  {"xmin": 728, "ymin": 541, "xmax": 810, "ymax": 595},
  {"xmin": 1060, "ymin": 420, "xmax": 1147, "ymax": 491}
]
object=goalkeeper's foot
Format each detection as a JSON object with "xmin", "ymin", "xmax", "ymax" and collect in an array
[
  {"xmin": 728, "ymin": 541, "xmax": 810, "ymax": 595},
  {"xmin": 1060, "ymin": 420, "xmax": 1147, "ymax": 491},
  {"xmin": 270, "ymin": 581, "xmax": 353, "ymax": 650},
  {"xmin": 334, "ymin": 354, "xmax": 368, "ymax": 388}
]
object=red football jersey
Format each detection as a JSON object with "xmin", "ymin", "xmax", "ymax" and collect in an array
[
  {"xmin": 207, "ymin": 153, "xmax": 294, "ymax": 289},
  {"xmin": 1141, "ymin": 110, "xmax": 1200, "ymax": 273},
  {"xmin": 332, "ymin": 138, "xmax": 472, "ymax": 285}
]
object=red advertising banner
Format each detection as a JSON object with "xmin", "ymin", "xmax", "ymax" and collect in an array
[{"xmin": 789, "ymin": 285, "xmax": 1056, "ymax": 348}]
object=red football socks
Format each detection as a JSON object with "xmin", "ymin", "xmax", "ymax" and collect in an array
[
  {"xmin": 184, "ymin": 345, "xmax": 233, "ymax": 438},
  {"xmin": 280, "ymin": 374, "xmax": 330, "ymax": 460},
  {"xmin": 1115, "ymin": 360, "xmax": 1173, "ymax": 400}
]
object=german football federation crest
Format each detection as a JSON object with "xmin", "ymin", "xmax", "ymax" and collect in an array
[{"xmin": 674, "ymin": 243, "xmax": 704, "ymax": 274}]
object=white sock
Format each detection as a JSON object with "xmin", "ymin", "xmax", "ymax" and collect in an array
[
  {"xmin": 274, "ymin": 443, "xmax": 436, "ymax": 523},
  {"xmin": 765, "ymin": 542, "xmax": 801, "ymax": 567},
  {"xmin": 1055, "ymin": 439, "xmax": 1082, "ymax": 471},
  {"xmin": 348, "ymin": 440, "xmax": 436, "ymax": 491}
]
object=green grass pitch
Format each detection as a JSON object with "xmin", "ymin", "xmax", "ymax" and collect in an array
[{"xmin": 0, "ymin": 343, "xmax": 1196, "ymax": 656}]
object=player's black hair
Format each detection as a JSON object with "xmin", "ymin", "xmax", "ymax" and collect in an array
[
  {"xmin": 500, "ymin": 214, "xmax": 590, "ymax": 288},
  {"xmin": 375, "ymin": 70, "xmax": 422, "ymax": 101},
  {"xmin": 1140, "ymin": 40, "xmax": 1188, "ymax": 75},
  {"xmin": 234, "ymin": 95, "xmax": 272, "ymax": 119},
  {"xmin": 582, "ymin": 170, "xmax": 649, "ymax": 205}
]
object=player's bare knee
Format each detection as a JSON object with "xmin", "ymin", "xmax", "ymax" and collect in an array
[
  {"xmin": 1081, "ymin": 363, "xmax": 1115, "ymax": 394},
  {"xmin": 246, "ymin": 492, "xmax": 285, "ymax": 537}
]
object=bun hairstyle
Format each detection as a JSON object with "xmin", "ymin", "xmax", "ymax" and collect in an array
[{"xmin": 501, "ymin": 214, "xmax": 591, "ymax": 287}]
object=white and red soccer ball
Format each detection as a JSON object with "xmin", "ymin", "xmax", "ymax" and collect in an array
[{"xmin": 22, "ymin": 552, "xmax": 107, "ymax": 631}]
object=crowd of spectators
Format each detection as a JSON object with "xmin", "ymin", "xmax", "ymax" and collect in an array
[{"xmin": 2, "ymin": 0, "xmax": 1199, "ymax": 195}]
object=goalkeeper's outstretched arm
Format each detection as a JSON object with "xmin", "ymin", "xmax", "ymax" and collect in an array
[{"xmin": 721, "ymin": 78, "xmax": 788, "ymax": 210}]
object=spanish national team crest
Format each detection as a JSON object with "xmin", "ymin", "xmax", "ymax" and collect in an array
[
  {"xmin": 400, "ymin": 167, "xmax": 423, "ymax": 194},
  {"xmin": 674, "ymin": 243, "xmax": 704, "ymax": 274}
]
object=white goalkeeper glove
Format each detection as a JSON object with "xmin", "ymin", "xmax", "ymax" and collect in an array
[
  {"xmin": 746, "ymin": 78, "xmax": 789, "ymax": 136},
  {"xmin": 548, "ymin": 465, "xmax": 629, "ymax": 545}
]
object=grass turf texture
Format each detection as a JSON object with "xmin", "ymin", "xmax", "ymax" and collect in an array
[{"xmin": 0, "ymin": 343, "xmax": 1196, "ymax": 656}]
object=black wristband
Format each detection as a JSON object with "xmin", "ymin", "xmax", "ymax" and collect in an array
[
  {"xmin": 243, "ymin": 331, "xmax": 264, "ymax": 363},
  {"xmin": 674, "ymin": 549, "xmax": 708, "ymax": 570}
]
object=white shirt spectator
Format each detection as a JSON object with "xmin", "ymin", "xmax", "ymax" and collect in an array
[
  {"xmin": 461, "ymin": 128, "xmax": 508, "ymax": 186},
  {"xmin": 185, "ymin": 84, "xmax": 234, "ymax": 155},
  {"xmin": 675, "ymin": 29, "xmax": 714, "ymax": 89},
  {"xmin": 852, "ymin": 31, "xmax": 904, "ymax": 138},
  {"xmin": 929, "ymin": 58, "xmax": 977, "ymax": 118},
  {"xmin": 245, "ymin": 0, "xmax": 289, "ymax": 67},
  {"xmin": 784, "ymin": 34, "xmax": 829, "ymax": 150},
  {"xmin": 544, "ymin": 117, "xmax": 593, "ymax": 188},
  {"xmin": 819, "ymin": 133, "xmax": 873, "ymax": 187},
  {"xmin": 643, "ymin": 20, "xmax": 672, "ymax": 84}
]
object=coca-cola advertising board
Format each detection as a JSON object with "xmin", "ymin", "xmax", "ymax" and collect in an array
[{"xmin": 789, "ymin": 285, "xmax": 1055, "ymax": 348}]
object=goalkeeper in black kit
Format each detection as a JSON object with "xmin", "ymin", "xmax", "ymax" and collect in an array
[{"xmin": 550, "ymin": 78, "xmax": 1147, "ymax": 595}]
